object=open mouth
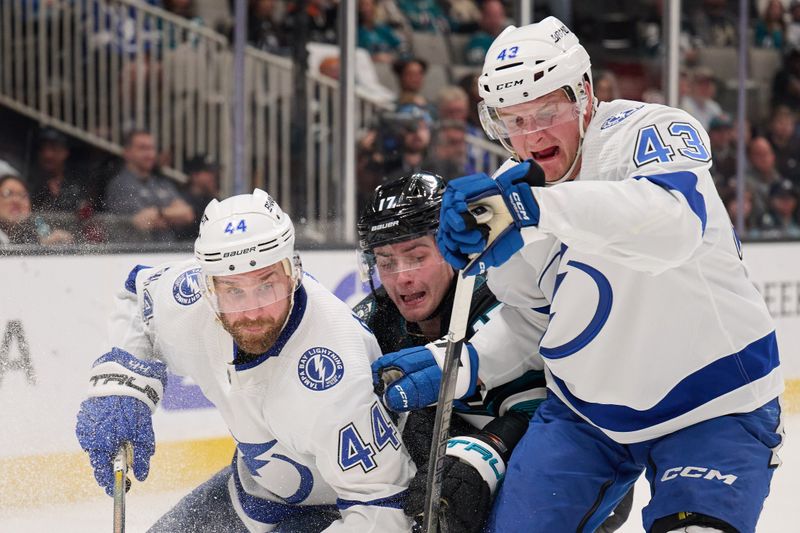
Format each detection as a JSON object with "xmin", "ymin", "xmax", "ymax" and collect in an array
[
  {"xmin": 531, "ymin": 146, "xmax": 559, "ymax": 162},
  {"xmin": 400, "ymin": 292, "xmax": 426, "ymax": 306}
]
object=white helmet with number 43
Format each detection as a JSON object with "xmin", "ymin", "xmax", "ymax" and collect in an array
[{"xmin": 477, "ymin": 16, "xmax": 595, "ymax": 181}]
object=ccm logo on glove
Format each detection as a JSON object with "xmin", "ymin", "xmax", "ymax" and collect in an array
[
  {"xmin": 509, "ymin": 192, "xmax": 530, "ymax": 222},
  {"xmin": 393, "ymin": 384, "xmax": 409, "ymax": 409}
]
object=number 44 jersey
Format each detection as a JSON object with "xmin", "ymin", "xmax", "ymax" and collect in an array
[
  {"xmin": 482, "ymin": 100, "xmax": 783, "ymax": 444},
  {"xmin": 110, "ymin": 259, "xmax": 415, "ymax": 532}
]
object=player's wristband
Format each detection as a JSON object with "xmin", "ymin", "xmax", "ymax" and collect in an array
[
  {"xmin": 87, "ymin": 348, "xmax": 167, "ymax": 412},
  {"xmin": 445, "ymin": 436, "xmax": 506, "ymax": 494}
]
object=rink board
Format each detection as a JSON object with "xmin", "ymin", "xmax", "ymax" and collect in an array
[{"xmin": 0, "ymin": 243, "xmax": 798, "ymax": 507}]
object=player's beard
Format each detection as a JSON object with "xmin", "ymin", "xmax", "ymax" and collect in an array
[{"xmin": 220, "ymin": 308, "xmax": 290, "ymax": 355}]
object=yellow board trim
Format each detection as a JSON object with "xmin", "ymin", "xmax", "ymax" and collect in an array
[{"xmin": 0, "ymin": 437, "xmax": 235, "ymax": 509}]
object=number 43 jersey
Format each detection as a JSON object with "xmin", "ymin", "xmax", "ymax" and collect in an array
[
  {"xmin": 484, "ymin": 100, "xmax": 783, "ymax": 444},
  {"xmin": 110, "ymin": 259, "xmax": 415, "ymax": 532}
]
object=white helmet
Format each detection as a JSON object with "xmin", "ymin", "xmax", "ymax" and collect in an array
[
  {"xmin": 195, "ymin": 188, "xmax": 296, "ymax": 275},
  {"xmin": 195, "ymin": 189, "xmax": 301, "ymax": 313},
  {"xmin": 477, "ymin": 17, "xmax": 595, "ymax": 182}
]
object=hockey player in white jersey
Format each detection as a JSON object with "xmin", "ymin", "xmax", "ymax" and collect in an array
[
  {"xmin": 427, "ymin": 17, "xmax": 784, "ymax": 533},
  {"xmin": 75, "ymin": 189, "xmax": 415, "ymax": 532}
]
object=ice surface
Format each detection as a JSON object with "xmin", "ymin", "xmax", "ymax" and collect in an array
[{"xmin": 1, "ymin": 415, "xmax": 797, "ymax": 532}]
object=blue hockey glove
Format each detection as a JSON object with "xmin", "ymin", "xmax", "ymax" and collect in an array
[
  {"xmin": 371, "ymin": 341, "xmax": 479, "ymax": 413},
  {"xmin": 437, "ymin": 174, "xmax": 498, "ymax": 269},
  {"xmin": 494, "ymin": 159, "xmax": 544, "ymax": 227},
  {"xmin": 438, "ymin": 161, "xmax": 545, "ymax": 276},
  {"xmin": 76, "ymin": 396, "xmax": 155, "ymax": 495},
  {"xmin": 75, "ymin": 348, "xmax": 168, "ymax": 496}
]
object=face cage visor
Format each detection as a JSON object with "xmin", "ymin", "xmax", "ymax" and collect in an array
[
  {"xmin": 478, "ymin": 98, "xmax": 580, "ymax": 143},
  {"xmin": 357, "ymin": 231, "xmax": 445, "ymax": 283},
  {"xmin": 201, "ymin": 258, "xmax": 300, "ymax": 315}
]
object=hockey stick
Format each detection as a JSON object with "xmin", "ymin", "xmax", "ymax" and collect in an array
[
  {"xmin": 113, "ymin": 442, "xmax": 132, "ymax": 533},
  {"xmin": 421, "ymin": 204, "xmax": 495, "ymax": 533},
  {"xmin": 422, "ymin": 271, "xmax": 476, "ymax": 533}
]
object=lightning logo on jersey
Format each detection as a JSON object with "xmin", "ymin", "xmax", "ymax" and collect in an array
[
  {"xmin": 172, "ymin": 268, "xmax": 203, "ymax": 305},
  {"xmin": 298, "ymin": 347, "xmax": 344, "ymax": 391}
]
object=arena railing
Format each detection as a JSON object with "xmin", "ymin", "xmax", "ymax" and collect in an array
[{"xmin": 0, "ymin": 0, "xmax": 507, "ymax": 247}]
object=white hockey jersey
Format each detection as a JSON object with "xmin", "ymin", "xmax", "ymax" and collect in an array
[
  {"xmin": 480, "ymin": 100, "xmax": 783, "ymax": 443},
  {"xmin": 109, "ymin": 259, "xmax": 415, "ymax": 532}
]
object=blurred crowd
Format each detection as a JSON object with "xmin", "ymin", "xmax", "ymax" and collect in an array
[{"xmin": 2, "ymin": 0, "xmax": 800, "ymax": 247}]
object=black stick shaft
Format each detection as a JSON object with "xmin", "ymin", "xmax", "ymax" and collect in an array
[{"xmin": 422, "ymin": 274, "xmax": 476, "ymax": 533}]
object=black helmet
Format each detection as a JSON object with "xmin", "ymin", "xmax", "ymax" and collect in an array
[{"xmin": 358, "ymin": 172, "xmax": 445, "ymax": 252}]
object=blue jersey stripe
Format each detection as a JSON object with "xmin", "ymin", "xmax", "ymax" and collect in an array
[
  {"xmin": 231, "ymin": 454, "xmax": 336, "ymax": 524},
  {"xmin": 124, "ymin": 264, "xmax": 151, "ymax": 294},
  {"xmin": 551, "ymin": 331, "xmax": 780, "ymax": 433},
  {"xmin": 634, "ymin": 171, "xmax": 707, "ymax": 234},
  {"xmin": 336, "ymin": 489, "xmax": 407, "ymax": 510}
]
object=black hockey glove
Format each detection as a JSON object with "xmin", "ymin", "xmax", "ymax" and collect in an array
[
  {"xmin": 405, "ymin": 453, "xmax": 492, "ymax": 533},
  {"xmin": 402, "ymin": 408, "xmax": 475, "ymax": 466}
]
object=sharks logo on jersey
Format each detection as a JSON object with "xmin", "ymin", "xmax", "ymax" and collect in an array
[
  {"xmin": 601, "ymin": 105, "xmax": 644, "ymax": 130},
  {"xmin": 297, "ymin": 347, "xmax": 344, "ymax": 391},
  {"xmin": 173, "ymin": 268, "xmax": 203, "ymax": 306}
]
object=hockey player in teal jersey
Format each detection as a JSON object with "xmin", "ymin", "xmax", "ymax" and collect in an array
[{"xmin": 362, "ymin": 172, "xmax": 631, "ymax": 532}]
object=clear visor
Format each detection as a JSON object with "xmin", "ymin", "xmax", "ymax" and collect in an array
[
  {"xmin": 357, "ymin": 232, "xmax": 445, "ymax": 283},
  {"xmin": 479, "ymin": 100, "xmax": 580, "ymax": 141},
  {"xmin": 202, "ymin": 260, "xmax": 298, "ymax": 314}
]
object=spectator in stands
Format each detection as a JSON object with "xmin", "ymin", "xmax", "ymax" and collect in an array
[
  {"xmin": 457, "ymin": 72, "xmax": 483, "ymax": 130},
  {"xmin": 29, "ymin": 128, "xmax": 90, "ymax": 214},
  {"xmin": 754, "ymin": 0, "xmax": 786, "ymax": 49},
  {"xmin": 759, "ymin": 178, "xmax": 800, "ymax": 238},
  {"xmin": 638, "ymin": 0, "xmax": 700, "ymax": 64},
  {"xmin": 176, "ymin": 155, "xmax": 220, "ymax": 240},
  {"xmin": 0, "ymin": 159, "xmax": 20, "ymax": 179},
  {"xmin": 0, "ymin": 174, "xmax": 73, "ymax": 246},
  {"xmin": 766, "ymin": 105, "xmax": 800, "ymax": 184},
  {"xmin": 594, "ymin": 69, "xmax": 621, "ymax": 103},
  {"xmin": 436, "ymin": 85, "xmax": 487, "ymax": 172},
  {"xmin": 464, "ymin": 0, "xmax": 508, "ymax": 65},
  {"xmin": 445, "ymin": 0, "xmax": 481, "ymax": 33},
  {"xmin": 746, "ymin": 136, "xmax": 785, "ymax": 221},
  {"xmin": 374, "ymin": 0, "xmax": 413, "ymax": 35},
  {"xmin": 689, "ymin": 0, "xmax": 738, "ymax": 47},
  {"xmin": 422, "ymin": 119, "xmax": 469, "ymax": 178},
  {"xmin": 386, "ymin": 104, "xmax": 433, "ymax": 178},
  {"xmin": 393, "ymin": 57, "xmax": 429, "ymax": 107},
  {"xmin": 772, "ymin": 47, "xmax": 800, "ymax": 117},
  {"xmin": 680, "ymin": 66, "xmax": 724, "ymax": 131},
  {"xmin": 358, "ymin": 0, "xmax": 407, "ymax": 63},
  {"xmin": 396, "ymin": 0, "xmax": 449, "ymax": 32},
  {"xmin": 435, "ymin": 85, "xmax": 469, "ymax": 121},
  {"xmin": 721, "ymin": 184, "xmax": 761, "ymax": 238},
  {"xmin": 357, "ymin": 105, "xmax": 433, "ymax": 192},
  {"xmin": 282, "ymin": 0, "xmax": 338, "ymax": 45},
  {"xmin": 708, "ymin": 114, "xmax": 737, "ymax": 186},
  {"xmin": 105, "ymin": 130, "xmax": 194, "ymax": 242},
  {"xmin": 247, "ymin": 0, "xmax": 288, "ymax": 55},
  {"xmin": 319, "ymin": 55, "xmax": 341, "ymax": 79},
  {"xmin": 787, "ymin": 1, "xmax": 800, "ymax": 50}
]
